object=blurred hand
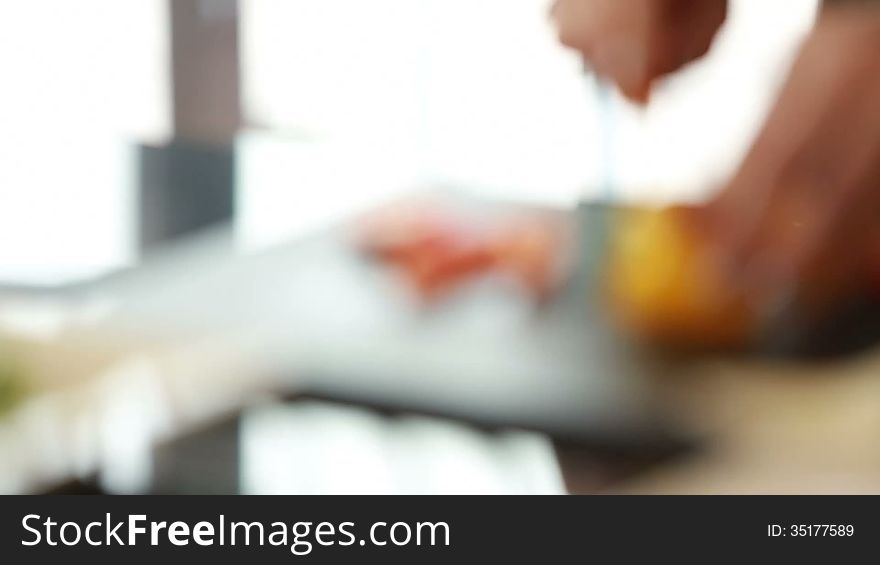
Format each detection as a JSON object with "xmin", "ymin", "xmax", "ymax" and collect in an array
[
  {"xmin": 709, "ymin": 6, "xmax": 880, "ymax": 321},
  {"xmin": 550, "ymin": 0, "xmax": 727, "ymax": 102}
]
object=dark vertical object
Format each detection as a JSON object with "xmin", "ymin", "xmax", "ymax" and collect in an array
[
  {"xmin": 170, "ymin": 0, "xmax": 241, "ymax": 144},
  {"xmin": 138, "ymin": 0, "xmax": 241, "ymax": 254},
  {"xmin": 138, "ymin": 142, "xmax": 235, "ymax": 249}
]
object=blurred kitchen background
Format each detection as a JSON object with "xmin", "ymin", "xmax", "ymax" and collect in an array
[{"xmin": 4, "ymin": 0, "xmax": 865, "ymax": 496}]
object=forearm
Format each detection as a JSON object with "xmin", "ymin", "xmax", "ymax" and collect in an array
[{"xmin": 823, "ymin": 0, "xmax": 880, "ymax": 8}]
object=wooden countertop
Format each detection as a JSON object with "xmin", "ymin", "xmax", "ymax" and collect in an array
[{"xmin": 561, "ymin": 346, "xmax": 880, "ymax": 494}]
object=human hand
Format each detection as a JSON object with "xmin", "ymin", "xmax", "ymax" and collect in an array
[
  {"xmin": 550, "ymin": 0, "xmax": 727, "ymax": 102},
  {"xmin": 708, "ymin": 5, "xmax": 880, "ymax": 324}
]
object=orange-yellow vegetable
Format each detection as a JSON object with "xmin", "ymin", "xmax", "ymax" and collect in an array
[{"xmin": 606, "ymin": 206, "xmax": 756, "ymax": 349}]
